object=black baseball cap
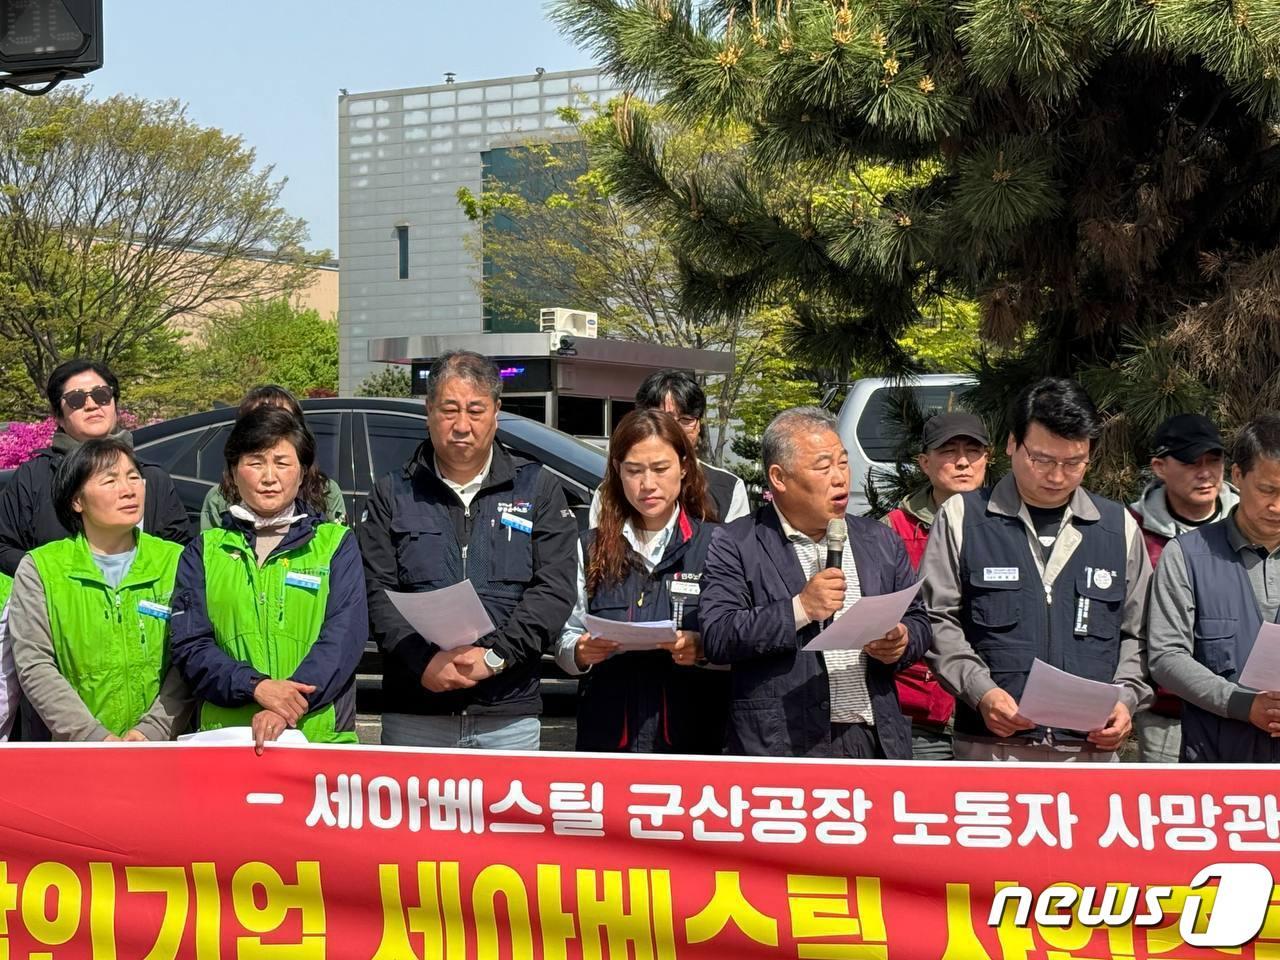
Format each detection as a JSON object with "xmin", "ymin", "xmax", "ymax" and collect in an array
[
  {"xmin": 1152, "ymin": 414, "xmax": 1225, "ymax": 463},
  {"xmin": 922, "ymin": 413, "xmax": 990, "ymax": 451}
]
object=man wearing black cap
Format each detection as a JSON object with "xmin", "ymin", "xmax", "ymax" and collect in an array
[
  {"xmin": 882, "ymin": 412, "xmax": 990, "ymax": 759},
  {"xmin": 1130, "ymin": 413, "xmax": 1236, "ymax": 762}
]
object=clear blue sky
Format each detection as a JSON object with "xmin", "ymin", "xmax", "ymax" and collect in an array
[{"xmin": 87, "ymin": 1, "xmax": 589, "ymax": 254}]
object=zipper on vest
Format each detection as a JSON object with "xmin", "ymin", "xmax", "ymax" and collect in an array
[{"xmin": 462, "ymin": 503, "xmax": 471, "ymax": 579}]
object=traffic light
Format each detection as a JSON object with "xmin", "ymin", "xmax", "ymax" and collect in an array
[{"xmin": 0, "ymin": 0, "xmax": 101, "ymax": 90}]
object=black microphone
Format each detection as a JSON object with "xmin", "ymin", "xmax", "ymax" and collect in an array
[
  {"xmin": 826, "ymin": 517, "xmax": 847, "ymax": 571},
  {"xmin": 823, "ymin": 518, "xmax": 848, "ymax": 628}
]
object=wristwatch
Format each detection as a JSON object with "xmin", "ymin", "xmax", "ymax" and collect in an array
[{"xmin": 483, "ymin": 648, "xmax": 507, "ymax": 675}]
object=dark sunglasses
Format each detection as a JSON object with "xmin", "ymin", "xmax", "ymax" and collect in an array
[{"xmin": 60, "ymin": 386, "xmax": 114, "ymax": 411}]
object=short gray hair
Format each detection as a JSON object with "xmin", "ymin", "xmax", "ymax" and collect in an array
[
  {"xmin": 762, "ymin": 406, "xmax": 840, "ymax": 477},
  {"xmin": 425, "ymin": 350, "xmax": 502, "ymax": 407}
]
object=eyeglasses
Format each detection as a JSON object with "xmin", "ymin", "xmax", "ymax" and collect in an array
[
  {"xmin": 1020, "ymin": 445, "xmax": 1089, "ymax": 474},
  {"xmin": 60, "ymin": 386, "xmax": 114, "ymax": 411},
  {"xmin": 675, "ymin": 415, "xmax": 699, "ymax": 429}
]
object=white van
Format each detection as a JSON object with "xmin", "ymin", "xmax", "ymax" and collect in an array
[{"xmin": 835, "ymin": 373, "xmax": 976, "ymax": 515}]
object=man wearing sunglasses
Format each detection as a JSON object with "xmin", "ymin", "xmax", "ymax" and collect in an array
[
  {"xmin": 920, "ymin": 378, "xmax": 1152, "ymax": 761},
  {"xmin": 0, "ymin": 359, "xmax": 192, "ymax": 578}
]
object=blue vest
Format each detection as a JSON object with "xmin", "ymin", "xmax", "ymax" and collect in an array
[
  {"xmin": 385, "ymin": 451, "xmax": 543, "ymax": 715},
  {"xmin": 577, "ymin": 514, "xmax": 728, "ymax": 754},
  {"xmin": 1178, "ymin": 522, "xmax": 1280, "ymax": 763},
  {"xmin": 956, "ymin": 487, "xmax": 1128, "ymax": 739}
]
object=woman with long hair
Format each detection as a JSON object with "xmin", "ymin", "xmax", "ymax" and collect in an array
[
  {"xmin": 170, "ymin": 405, "xmax": 367, "ymax": 751},
  {"xmin": 556, "ymin": 408, "xmax": 729, "ymax": 753},
  {"xmin": 9, "ymin": 437, "xmax": 192, "ymax": 740}
]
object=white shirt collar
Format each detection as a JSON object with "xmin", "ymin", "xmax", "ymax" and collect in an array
[
  {"xmin": 774, "ymin": 503, "xmax": 817, "ymax": 544},
  {"xmin": 434, "ymin": 448, "xmax": 494, "ymax": 498},
  {"xmin": 623, "ymin": 508, "xmax": 682, "ymax": 570}
]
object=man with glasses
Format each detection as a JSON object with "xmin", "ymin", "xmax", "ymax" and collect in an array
[
  {"xmin": 589, "ymin": 370, "xmax": 749, "ymax": 525},
  {"xmin": 920, "ymin": 378, "xmax": 1152, "ymax": 761},
  {"xmin": 0, "ymin": 359, "xmax": 191, "ymax": 578}
]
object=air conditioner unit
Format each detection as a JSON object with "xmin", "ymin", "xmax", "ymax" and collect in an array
[{"xmin": 539, "ymin": 307, "xmax": 598, "ymax": 338}]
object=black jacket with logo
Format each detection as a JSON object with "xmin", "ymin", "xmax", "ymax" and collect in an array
[{"xmin": 359, "ymin": 439, "xmax": 577, "ymax": 716}]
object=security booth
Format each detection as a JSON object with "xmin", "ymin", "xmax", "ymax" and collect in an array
[{"xmin": 367, "ymin": 331, "xmax": 735, "ymax": 439}]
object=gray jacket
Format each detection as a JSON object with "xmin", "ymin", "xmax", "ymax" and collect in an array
[
  {"xmin": 1130, "ymin": 481, "xmax": 1239, "ymax": 541},
  {"xmin": 921, "ymin": 474, "xmax": 1153, "ymax": 718},
  {"xmin": 1147, "ymin": 512, "xmax": 1273, "ymax": 724}
]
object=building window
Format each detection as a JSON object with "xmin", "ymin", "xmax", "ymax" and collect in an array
[{"xmin": 395, "ymin": 225, "xmax": 409, "ymax": 279}]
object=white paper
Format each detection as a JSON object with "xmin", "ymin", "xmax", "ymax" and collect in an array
[
  {"xmin": 1017, "ymin": 658, "xmax": 1121, "ymax": 731},
  {"xmin": 178, "ymin": 728, "xmax": 309, "ymax": 745},
  {"xmin": 582, "ymin": 614, "xmax": 677, "ymax": 650},
  {"xmin": 386, "ymin": 581, "xmax": 497, "ymax": 651},
  {"xmin": 802, "ymin": 580, "xmax": 923, "ymax": 652},
  {"xmin": 1240, "ymin": 622, "xmax": 1280, "ymax": 691}
]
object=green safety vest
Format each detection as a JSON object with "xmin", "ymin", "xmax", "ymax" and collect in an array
[
  {"xmin": 29, "ymin": 533, "xmax": 181, "ymax": 737},
  {"xmin": 0, "ymin": 571, "xmax": 12, "ymax": 611},
  {"xmin": 199, "ymin": 522, "xmax": 356, "ymax": 743}
]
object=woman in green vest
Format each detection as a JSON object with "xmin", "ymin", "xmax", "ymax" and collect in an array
[
  {"xmin": 8, "ymin": 437, "xmax": 192, "ymax": 741},
  {"xmin": 170, "ymin": 405, "xmax": 367, "ymax": 752}
]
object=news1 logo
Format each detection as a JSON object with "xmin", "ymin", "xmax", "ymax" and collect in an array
[{"xmin": 989, "ymin": 863, "xmax": 1275, "ymax": 948}]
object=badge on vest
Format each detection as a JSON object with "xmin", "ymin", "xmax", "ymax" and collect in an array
[
  {"xmin": 1084, "ymin": 567, "xmax": 1116, "ymax": 590},
  {"xmin": 284, "ymin": 571, "xmax": 323, "ymax": 591},
  {"xmin": 983, "ymin": 567, "xmax": 1020, "ymax": 583},
  {"xmin": 500, "ymin": 512, "xmax": 533, "ymax": 535},
  {"xmin": 669, "ymin": 572, "xmax": 702, "ymax": 597},
  {"xmin": 137, "ymin": 600, "xmax": 171, "ymax": 621}
]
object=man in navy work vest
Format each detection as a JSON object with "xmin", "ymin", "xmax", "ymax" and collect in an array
[
  {"xmin": 921, "ymin": 378, "xmax": 1152, "ymax": 761},
  {"xmin": 1149, "ymin": 413, "xmax": 1280, "ymax": 762},
  {"xmin": 359, "ymin": 350, "xmax": 578, "ymax": 750},
  {"xmin": 699, "ymin": 406, "xmax": 930, "ymax": 759}
]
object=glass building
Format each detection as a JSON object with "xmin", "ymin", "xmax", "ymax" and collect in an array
[{"xmin": 337, "ymin": 68, "xmax": 624, "ymax": 393}]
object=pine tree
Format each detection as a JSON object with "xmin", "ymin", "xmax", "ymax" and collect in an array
[{"xmin": 552, "ymin": 0, "xmax": 1280, "ymax": 493}]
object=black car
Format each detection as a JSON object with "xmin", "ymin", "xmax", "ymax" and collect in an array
[{"xmin": 125, "ymin": 397, "xmax": 605, "ymax": 530}]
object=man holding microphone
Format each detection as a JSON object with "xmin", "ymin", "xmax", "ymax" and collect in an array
[{"xmin": 699, "ymin": 407, "xmax": 930, "ymax": 759}]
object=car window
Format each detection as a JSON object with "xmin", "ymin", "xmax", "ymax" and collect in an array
[
  {"xmin": 856, "ymin": 385, "xmax": 971, "ymax": 462},
  {"xmin": 136, "ymin": 430, "xmax": 204, "ymax": 476},
  {"xmin": 197, "ymin": 425, "xmax": 232, "ymax": 483},
  {"xmin": 307, "ymin": 414, "xmax": 342, "ymax": 481},
  {"xmin": 365, "ymin": 412, "xmax": 426, "ymax": 481}
]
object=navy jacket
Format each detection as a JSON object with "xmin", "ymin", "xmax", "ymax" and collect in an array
[
  {"xmin": 699, "ymin": 506, "xmax": 929, "ymax": 759},
  {"xmin": 577, "ymin": 513, "xmax": 729, "ymax": 754},
  {"xmin": 168, "ymin": 506, "xmax": 368, "ymax": 732},
  {"xmin": 358, "ymin": 439, "xmax": 577, "ymax": 716}
]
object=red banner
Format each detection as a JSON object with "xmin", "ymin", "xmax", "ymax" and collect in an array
[{"xmin": 1, "ymin": 744, "xmax": 1279, "ymax": 957}]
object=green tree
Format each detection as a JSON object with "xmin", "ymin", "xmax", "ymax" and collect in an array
[
  {"xmin": 356, "ymin": 365, "xmax": 414, "ymax": 398},
  {"xmin": 458, "ymin": 104, "xmax": 786, "ymax": 465},
  {"xmin": 187, "ymin": 299, "xmax": 338, "ymax": 410},
  {"xmin": 0, "ymin": 89, "xmax": 325, "ymax": 405},
  {"xmin": 553, "ymin": 0, "xmax": 1280, "ymax": 497}
]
